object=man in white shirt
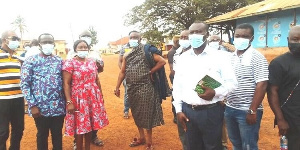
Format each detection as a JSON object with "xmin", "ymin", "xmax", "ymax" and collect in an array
[
  {"xmin": 225, "ymin": 23, "xmax": 268, "ymax": 150},
  {"xmin": 173, "ymin": 21, "xmax": 237, "ymax": 150}
]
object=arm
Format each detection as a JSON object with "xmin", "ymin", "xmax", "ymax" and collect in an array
[
  {"xmin": 167, "ymin": 51, "xmax": 175, "ymax": 77},
  {"xmin": 96, "ymin": 74, "xmax": 103, "ymax": 94},
  {"xmin": 114, "ymin": 56, "xmax": 126, "ymax": 97},
  {"xmin": 118, "ymin": 55, "xmax": 123, "ymax": 69},
  {"xmin": 63, "ymin": 71, "xmax": 75, "ymax": 114},
  {"xmin": 150, "ymin": 53, "xmax": 166, "ymax": 73},
  {"xmin": 267, "ymin": 84, "xmax": 289, "ymax": 135}
]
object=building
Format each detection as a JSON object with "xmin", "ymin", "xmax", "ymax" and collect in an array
[{"xmin": 206, "ymin": 0, "xmax": 300, "ymax": 48}]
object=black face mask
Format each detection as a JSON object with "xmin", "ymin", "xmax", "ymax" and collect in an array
[{"xmin": 288, "ymin": 42, "xmax": 300, "ymax": 56}]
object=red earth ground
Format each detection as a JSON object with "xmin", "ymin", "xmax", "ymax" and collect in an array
[{"xmin": 7, "ymin": 49, "xmax": 285, "ymax": 149}]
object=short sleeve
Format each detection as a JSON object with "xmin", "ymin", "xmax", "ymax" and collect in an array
[
  {"xmin": 62, "ymin": 59, "xmax": 74, "ymax": 73},
  {"xmin": 253, "ymin": 52, "xmax": 269, "ymax": 83},
  {"xmin": 268, "ymin": 59, "xmax": 283, "ymax": 86}
]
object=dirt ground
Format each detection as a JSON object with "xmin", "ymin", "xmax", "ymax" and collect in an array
[{"xmin": 8, "ymin": 52, "xmax": 283, "ymax": 150}]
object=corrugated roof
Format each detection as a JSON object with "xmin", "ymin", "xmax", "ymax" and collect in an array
[{"xmin": 206, "ymin": 0, "xmax": 300, "ymax": 24}]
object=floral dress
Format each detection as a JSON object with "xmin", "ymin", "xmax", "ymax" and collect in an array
[{"xmin": 63, "ymin": 58, "xmax": 108, "ymax": 136}]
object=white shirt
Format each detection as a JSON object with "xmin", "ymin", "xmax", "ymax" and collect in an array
[
  {"xmin": 25, "ymin": 46, "xmax": 40, "ymax": 58},
  {"xmin": 173, "ymin": 46, "xmax": 191, "ymax": 71},
  {"xmin": 172, "ymin": 45, "xmax": 238, "ymax": 113}
]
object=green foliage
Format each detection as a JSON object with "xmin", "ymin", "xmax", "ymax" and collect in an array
[
  {"xmin": 11, "ymin": 15, "xmax": 27, "ymax": 42},
  {"xmin": 125, "ymin": 0, "xmax": 261, "ymax": 43},
  {"xmin": 88, "ymin": 26, "xmax": 98, "ymax": 47}
]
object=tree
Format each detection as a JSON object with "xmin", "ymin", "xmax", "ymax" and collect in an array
[
  {"xmin": 11, "ymin": 15, "xmax": 27, "ymax": 46},
  {"xmin": 125, "ymin": 0, "xmax": 261, "ymax": 43},
  {"xmin": 88, "ymin": 26, "xmax": 98, "ymax": 47}
]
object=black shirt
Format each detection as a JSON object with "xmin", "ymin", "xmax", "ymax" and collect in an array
[{"xmin": 269, "ymin": 52, "xmax": 300, "ymax": 122}]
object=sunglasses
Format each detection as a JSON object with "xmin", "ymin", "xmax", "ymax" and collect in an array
[{"xmin": 6, "ymin": 36, "xmax": 21, "ymax": 41}]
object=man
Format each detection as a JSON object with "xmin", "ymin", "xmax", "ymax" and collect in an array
[
  {"xmin": 167, "ymin": 35, "xmax": 180, "ymax": 123},
  {"xmin": 208, "ymin": 35, "xmax": 234, "ymax": 53},
  {"xmin": 225, "ymin": 23, "xmax": 269, "ymax": 150},
  {"xmin": 25, "ymin": 39, "xmax": 40, "ymax": 58},
  {"xmin": 173, "ymin": 21, "xmax": 237, "ymax": 150},
  {"xmin": 268, "ymin": 25, "xmax": 300, "ymax": 149},
  {"xmin": 20, "ymin": 33, "xmax": 66, "ymax": 150},
  {"xmin": 115, "ymin": 31, "xmax": 165, "ymax": 149},
  {"xmin": 0, "ymin": 30, "xmax": 24, "ymax": 150},
  {"xmin": 20, "ymin": 42, "xmax": 30, "ymax": 58},
  {"xmin": 118, "ymin": 43, "xmax": 131, "ymax": 119},
  {"xmin": 169, "ymin": 29, "xmax": 191, "ymax": 150}
]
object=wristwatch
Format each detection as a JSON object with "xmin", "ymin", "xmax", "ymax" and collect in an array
[{"xmin": 247, "ymin": 109, "xmax": 256, "ymax": 115}]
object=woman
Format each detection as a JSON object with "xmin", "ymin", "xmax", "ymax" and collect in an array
[{"xmin": 63, "ymin": 40, "xmax": 108, "ymax": 150}]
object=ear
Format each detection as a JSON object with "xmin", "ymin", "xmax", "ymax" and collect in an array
[{"xmin": 250, "ymin": 36, "xmax": 254, "ymax": 42}]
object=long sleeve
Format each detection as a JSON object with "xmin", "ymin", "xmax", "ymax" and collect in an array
[
  {"xmin": 20, "ymin": 58, "xmax": 36, "ymax": 109},
  {"xmin": 172, "ymin": 56, "xmax": 184, "ymax": 113}
]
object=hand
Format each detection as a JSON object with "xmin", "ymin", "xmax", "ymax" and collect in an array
[
  {"xmin": 176, "ymin": 112, "xmax": 189, "ymax": 131},
  {"xmin": 149, "ymin": 71, "xmax": 154, "ymax": 82},
  {"xmin": 198, "ymin": 85, "xmax": 215, "ymax": 101},
  {"xmin": 67, "ymin": 103, "xmax": 75, "ymax": 114},
  {"xmin": 114, "ymin": 89, "xmax": 120, "ymax": 97},
  {"xmin": 246, "ymin": 113, "xmax": 257, "ymax": 125},
  {"xmin": 30, "ymin": 106, "xmax": 41, "ymax": 118},
  {"xmin": 277, "ymin": 119, "xmax": 289, "ymax": 136}
]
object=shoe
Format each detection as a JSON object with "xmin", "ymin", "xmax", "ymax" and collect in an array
[
  {"xmin": 173, "ymin": 117, "xmax": 177, "ymax": 124},
  {"xmin": 129, "ymin": 138, "xmax": 145, "ymax": 147},
  {"xmin": 124, "ymin": 112, "xmax": 129, "ymax": 119},
  {"xmin": 73, "ymin": 142, "xmax": 77, "ymax": 150},
  {"xmin": 91, "ymin": 137, "xmax": 104, "ymax": 146}
]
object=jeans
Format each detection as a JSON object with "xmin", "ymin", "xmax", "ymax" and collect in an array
[
  {"xmin": 224, "ymin": 106, "xmax": 263, "ymax": 150},
  {"xmin": 123, "ymin": 80, "xmax": 130, "ymax": 113},
  {"xmin": 183, "ymin": 102, "xmax": 224, "ymax": 150},
  {"xmin": 34, "ymin": 115, "xmax": 65, "ymax": 150},
  {"xmin": 0, "ymin": 98, "xmax": 24, "ymax": 150}
]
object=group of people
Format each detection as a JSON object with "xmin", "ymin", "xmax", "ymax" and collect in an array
[
  {"xmin": 0, "ymin": 30, "xmax": 108, "ymax": 150},
  {"xmin": 165, "ymin": 22, "xmax": 300, "ymax": 150},
  {"xmin": 0, "ymin": 21, "xmax": 299, "ymax": 150}
]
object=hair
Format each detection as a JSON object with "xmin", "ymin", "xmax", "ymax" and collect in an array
[
  {"xmin": 193, "ymin": 20, "xmax": 209, "ymax": 32},
  {"xmin": 38, "ymin": 33, "xmax": 54, "ymax": 43},
  {"xmin": 128, "ymin": 30, "xmax": 139, "ymax": 36},
  {"xmin": 30, "ymin": 39, "xmax": 39, "ymax": 47},
  {"xmin": 79, "ymin": 30, "xmax": 92, "ymax": 38},
  {"xmin": 236, "ymin": 23, "xmax": 254, "ymax": 36},
  {"xmin": 73, "ymin": 39, "xmax": 90, "ymax": 52},
  {"xmin": 23, "ymin": 42, "xmax": 30, "ymax": 48}
]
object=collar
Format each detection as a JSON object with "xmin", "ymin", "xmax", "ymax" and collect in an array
[
  {"xmin": 233, "ymin": 46, "xmax": 255, "ymax": 57},
  {"xmin": 190, "ymin": 44, "xmax": 214, "ymax": 56}
]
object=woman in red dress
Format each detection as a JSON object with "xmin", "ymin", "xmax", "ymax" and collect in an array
[{"xmin": 63, "ymin": 40, "xmax": 108, "ymax": 150}]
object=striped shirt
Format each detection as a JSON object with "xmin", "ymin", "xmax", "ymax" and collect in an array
[
  {"xmin": 226, "ymin": 47, "xmax": 269, "ymax": 110},
  {"xmin": 0, "ymin": 49, "xmax": 23, "ymax": 100}
]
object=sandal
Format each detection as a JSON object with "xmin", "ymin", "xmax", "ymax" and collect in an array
[
  {"xmin": 129, "ymin": 138, "xmax": 145, "ymax": 147},
  {"xmin": 124, "ymin": 112, "xmax": 129, "ymax": 119},
  {"xmin": 146, "ymin": 143, "xmax": 154, "ymax": 150},
  {"xmin": 92, "ymin": 137, "xmax": 104, "ymax": 146}
]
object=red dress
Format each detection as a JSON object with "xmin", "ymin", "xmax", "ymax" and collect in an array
[{"xmin": 63, "ymin": 58, "xmax": 108, "ymax": 136}]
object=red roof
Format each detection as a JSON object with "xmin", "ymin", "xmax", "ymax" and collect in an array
[{"xmin": 109, "ymin": 36, "xmax": 129, "ymax": 46}]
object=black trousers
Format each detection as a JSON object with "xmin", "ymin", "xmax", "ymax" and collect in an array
[
  {"xmin": 169, "ymin": 75, "xmax": 176, "ymax": 118},
  {"xmin": 34, "ymin": 115, "xmax": 65, "ymax": 150},
  {"xmin": 0, "ymin": 98, "xmax": 24, "ymax": 150}
]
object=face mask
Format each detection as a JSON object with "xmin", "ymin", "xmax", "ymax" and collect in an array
[
  {"xmin": 41, "ymin": 44, "xmax": 54, "ymax": 55},
  {"xmin": 179, "ymin": 40, "xmax": 190, "ymax": 49},
  {"xmin": 209, "ymin": 42, "xmax": 220, "ymax": 50},
  {"xmin": 77, "ymin": 51, "xmax": 89, "ymax": 58},
  {"xmin": 7, "ymin": 41, "xmax": 20, "ymax": 50},
  {"xmin": 288, "ymin": 42, "xmax": 300, "ymax": 56},
  {"xmin": 24, "ymin": 46, "xmax": 30, "ymax": 51},
  {"xmin": 81, "ymin": 37, "xmax": 92, "ymax": 45},
  {"xmin": 189, "ymin": 34, "xmax": 205, "ymax": 48},
  {"xmin": 129, "ymin": 40, "xmax": 139, "ymax": 48},
  {"xmin": 233, "ymin": 38, "xmax": 250, "ymax": 51}
]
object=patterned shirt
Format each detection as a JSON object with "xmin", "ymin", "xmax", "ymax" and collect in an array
[
  {"xmin": 226, "ymin": 47, "xmax": 269, "ymax": 110},
  {"xmin": 0, "ymin": 49, "xmax": 23, "ymax": 100},
  {"xmin": 20, "ymin": 54, "xmax": 66, "ymax": 117}
]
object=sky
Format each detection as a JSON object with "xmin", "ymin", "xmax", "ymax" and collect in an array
[{"xmin": 0, "ymin": 0, "xmax": 144, "ymax": 49}]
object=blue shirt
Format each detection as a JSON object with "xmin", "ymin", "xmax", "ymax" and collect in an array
[{"xmin": 20, "ymin": 54, "xmax": 66, "ymax": 117}]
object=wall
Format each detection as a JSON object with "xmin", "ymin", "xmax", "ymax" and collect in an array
[{"xmin": 237, "ymin": 8, "xmax": 300, "ymax": 48}]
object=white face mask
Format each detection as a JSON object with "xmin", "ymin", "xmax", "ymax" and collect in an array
[
  {"xmin": 7, "ymin": 41, "xmax": 20, "ymax": 50},
  {"xmin": 41, "ymin": 44, "xmax": 54, "ymax": 55},
  {"xmin": 209, "ymin": 42, "xmax": 220, "ymax": 50},
  {"xmin": 233, "ymin": 38, "xmax": 250, "ymax": 51},
  {"xmin": 77, "ymin": 51, "xmax": 89, "ymax": 58},
  {"xmin": 179, "ymin": 40, "xmax": 190, "ymax": 49},
  {"xmin": 80, "ymin": 37, "xmax": 92, "ymax": 45}
]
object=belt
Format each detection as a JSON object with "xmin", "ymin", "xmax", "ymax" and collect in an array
[{"xmin": 185, "ymin": 102, "xmax": 219, "ymax": 110}]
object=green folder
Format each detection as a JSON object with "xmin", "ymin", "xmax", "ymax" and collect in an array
[{"xmin": 194, "ymin": 75, "xmax": 222, "ymax": 94}]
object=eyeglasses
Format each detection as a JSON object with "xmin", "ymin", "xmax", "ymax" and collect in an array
[{"xmin": 6, "ymin": 36, "xmax": 20, "ymax": 41}]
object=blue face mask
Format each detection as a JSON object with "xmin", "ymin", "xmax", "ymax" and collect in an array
[
  {"xmin": 77, "ymin": 51, "xmax": 89, "ymax": 58},
  {"xmin": 209, "ymin": 42, "xmax": 220, "ymax": 50},
  {"xmin": 7, "ymin": 41, "xmax": 20, "ymax": 50},
  {"xmin": 129, "ymin": 40, "xmax": 139, "ymax": 48},
  {"xmin": 189, "ymin": 34, "xmax": 205, "ymax": 48},
  {"xmin": 41, "ymin": 44, "xmax": 54, "ymax": 55},
  {"xmin": 179, "ymin": 40, "xmax": 190, "ymax": 49},
  {"xmin": 233, "ymin": 38, "xmax": 250, "ymax": 51}
]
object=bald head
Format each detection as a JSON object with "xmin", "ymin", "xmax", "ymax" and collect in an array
[
  {"xmin": 180, "ymin": 30, "xmax": 189, "ymax": 40},
  {"xmin": 208, "ymin": 35, "xmax": 221, "ymax": 42},
  {"xmin": 289, "ymin": 25, "xmax": 300, "ymax": 39},
  {"xmin": 288, "ymin": 25, "xmax": 300, "ymax": 56},
  {"xmin": 1, "ymin": 30, "xmax": 17, "ymax": 41}
]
